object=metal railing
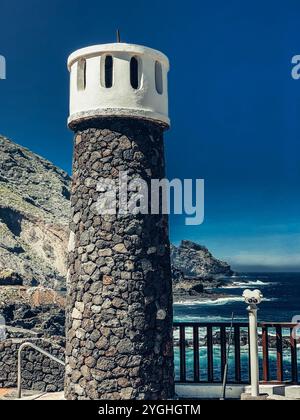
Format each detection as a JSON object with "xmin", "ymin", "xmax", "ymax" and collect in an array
[
  {"xmin": 15, "ymin": 322, "xmax": 299, "ymax": 397},
  {"xmin": 17, "ymin": 341, "xmax": 65, "ymax": 399},
  {"xmin": 173, "ymin": 322, "xmax": 299, "ymax": 385},
  {"xmin": 260, "ymin": 322, "xmax": 298, "ymax": 384}
]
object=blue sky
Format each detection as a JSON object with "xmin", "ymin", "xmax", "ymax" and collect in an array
[{"xmin": 1, "ymin": 0, "xmax": 300, "ymax": 271}]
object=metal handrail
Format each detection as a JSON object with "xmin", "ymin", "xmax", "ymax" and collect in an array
[
  {"xmin": 173, "ymin": 321, "xmax": 297, "ymax": 328},
  {"xmin": 17, "ymin": 341, "xmax": 65, "ymax": 399}
]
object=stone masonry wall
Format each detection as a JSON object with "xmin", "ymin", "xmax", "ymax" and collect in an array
[
  {"xmin": 65, "ymin": 118, "xmax": 174, "ymax": 400},
  {"xmin": 0, "ymin": 338, "xmax": 65, "ymax": 391}
]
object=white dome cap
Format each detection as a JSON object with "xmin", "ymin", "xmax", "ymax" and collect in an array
[{"xmin": 67, "ymin": 43, "xmax": 170, "ymax": 129}]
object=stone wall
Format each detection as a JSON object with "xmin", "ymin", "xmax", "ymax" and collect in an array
[
  {"xmin": 0, "ymin": 338, "xmax": 65, "ymax": 391},
  {"xmin": 65, "ymin": 118, "xmax": 174, "ymax": 400}
]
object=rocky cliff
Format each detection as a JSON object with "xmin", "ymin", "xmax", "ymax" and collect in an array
[
  {"xmin": 0, "ymin": 135, "xmax": 70, "ymax": 290},
  {"xmin": 171, "ymin": 240, "xmax": 233, "ymax": 297},
  {"xmin": 171, "ymin": 240, "xmax": 233, "ymax": 279}
]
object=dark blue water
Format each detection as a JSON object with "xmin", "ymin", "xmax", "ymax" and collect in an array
[
  {"xmin": 173, "ymin": 273, "xmax": 300, "ymax": 383},
  {"xmin": 174, "ymin": 273, "xmax": 300, "ymax": 323}
]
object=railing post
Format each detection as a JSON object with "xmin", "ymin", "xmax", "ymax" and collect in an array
[
  {"xmin": 220, "ymin": 325, "xmax": 227, "ymax": 379},
  {"xmin": 17, "ymin": 345, "xmax": 22, "ymax": 399},
  {"xmin": 179, "ymin": 326, "xmax": 186, "ymax": 382},
  {"xmin": 193, "ymin": 326, "xmax": 200, "ymax": 382},
  {"xmin": 234, "ymin": 326, "xmax": 241, "ymax": 383},
  {"xmin": 262, "ymin": 325, "xmax": 269, "ymax": 382},
  {"xmin": 290, "ymin": 327, "xmax": 298, "ymax": 384},
  {"xmin": 276, "ymin": 326, "xmax": 283, "ymax": 382},
  {"xmin": 207, "ymin": 325, "xmax": 214, "ymax": 383},
  {"xmin": 243, "ymin": 289, "xmax": 263, "ymax": 397}
]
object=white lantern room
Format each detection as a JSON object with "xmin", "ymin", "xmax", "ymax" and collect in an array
[{"xmin": 67, "ymin": 43, "xmax": 170, "ymax": 129}]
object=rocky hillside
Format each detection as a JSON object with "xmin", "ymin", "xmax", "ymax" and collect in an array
[
  {"xmin": 171, "ymin": 240, "xmax": 233, "ymax": 279},
  {"xmin": 171, "ymin": 240, "xmax": 233, "ymax": 297},
  {"xmin": 0, "ymin": 135, "xmax": 70, "ymax": 290}
]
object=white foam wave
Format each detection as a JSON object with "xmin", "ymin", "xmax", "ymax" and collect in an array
[
  {"xmin": 230, "ymin": 275, "xmax": 251, "ymax": 279},
  {"xmin": 173, "ymin": 315, "xmax": 247, "ymax": 322},
  {"xmin": 174, "ymin": 296, "xmax": 276, "ymax": 306},
  {"xmin": 223, "ymin": 279, "xmax": 271, "ymax": 289},
  {"xmin": 174, "ymin": 296, "xmax": 244, "ymax": 306}
]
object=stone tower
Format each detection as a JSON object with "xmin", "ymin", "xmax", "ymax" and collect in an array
[{"xmin": 65, "ymin": 42, "xmax": 174, "ymax": 400}]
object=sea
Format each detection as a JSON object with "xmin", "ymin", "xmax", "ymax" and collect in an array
[{"xmin": 173, "ymin": 273, "xmax": 300, "ymax": 383}]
